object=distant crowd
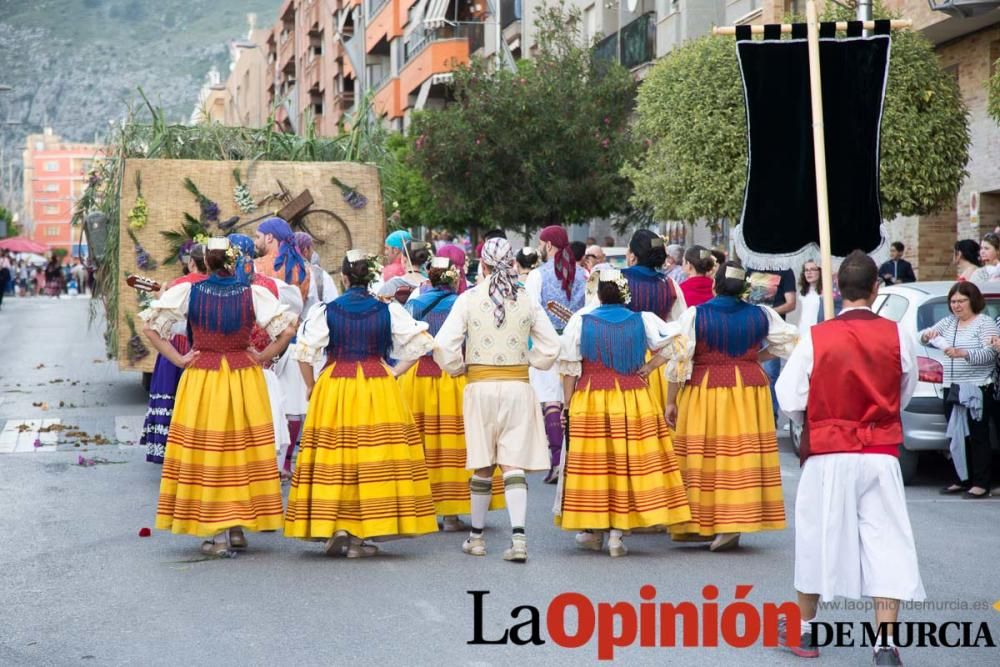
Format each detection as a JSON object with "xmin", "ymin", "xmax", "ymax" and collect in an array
[{"xmin": 0, "ymin": 250, "xmax": 92, "ymax": 308}]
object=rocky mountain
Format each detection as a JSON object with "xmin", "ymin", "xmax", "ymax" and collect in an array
[{"xmin": 0, "ymin": 0, "xmax": 278, "ymax": 214}]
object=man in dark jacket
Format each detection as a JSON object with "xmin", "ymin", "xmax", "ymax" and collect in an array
[{"xmin": 878, "ymin": 242, "xmax": 916, "ymax": 285}]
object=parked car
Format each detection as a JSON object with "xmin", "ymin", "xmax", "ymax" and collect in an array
[{"xmin": 790, "ymin": 281, "xmax": 1000, "ymax": 484}]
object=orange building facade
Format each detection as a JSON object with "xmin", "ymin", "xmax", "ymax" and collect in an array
[
  {"xmin": 22, "ymin": 129, "xmax": 101, "ymax": 255},
  {"xmin": 212, "ymin": 0, "xmax": 510, "ymax": 133}
]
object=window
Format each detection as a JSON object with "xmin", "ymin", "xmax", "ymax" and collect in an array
[
  {"xmin": 44, "ymin": 161, "xmax": 59, "ymax": 172},
  {"xmin": 875, "ymin": 294, "xmax": 909, "ymax": 323},
  {"xmin": 44, "ymin": 205, "xmax": 59, "ymax": 214},
  {"xmin": 45, "ymin": 183, "xmax": 58, "ymax": 192},
  {"xmin": 583, "ymin": 4, "xmax": 596, "ymax": 45},
  {"xmin": 45, "ymin": 226, "xmax": 60, "ymax": 237}
]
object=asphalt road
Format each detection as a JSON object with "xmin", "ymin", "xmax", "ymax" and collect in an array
[{"xmin": 1, "ymin": 296, "xmax": 998, "ymax": 666}]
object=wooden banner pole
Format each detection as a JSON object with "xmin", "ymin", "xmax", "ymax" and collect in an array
[
  {"xmin": 805, "ymin": 1, "xmax": 835, "ymax": 321},
  {"xmin": 711, "ymin": 19, "xmax": 911, "ymax": 35}
]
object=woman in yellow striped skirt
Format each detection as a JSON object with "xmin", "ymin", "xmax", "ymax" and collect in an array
[
  {"xmin": 397, "ymin": 257, "xmax": 504, "ymax": 531},
  {"xmin": 139, "ymin": 237, "xmax": 297, "ymax": 557},
  {"xmin": 622, "ymin": 230, "xmax": 688, "ymax": 410},
  {"xmin": 555, "ymin": 269, "xmax": 692, "ymax": 557},
  {"xmin": 663, "ymin": 261, "xmax": 797, "ymax": 552},
  {"xmin": 284, "ymin": 250, "xmax": 438, "ymax": 557}
]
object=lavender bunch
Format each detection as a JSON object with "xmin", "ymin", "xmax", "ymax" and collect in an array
[
  {"xmin": 331, "ymin": 176, "xmax": 368, "ymax": 210},
  {"xmin": 127, "ymin": 229, "xmax": 157, "ymax": 271}
]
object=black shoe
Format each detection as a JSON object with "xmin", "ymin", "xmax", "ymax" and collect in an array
[
  {"xmin": 778, "ymin": 620, "xmax": 819, "ymax": 658},
  {"xmin": 939, "ymin": 484, "xmax": 967, "ymax": 495},
  {"xmin": 873, "ymin": 647, "xmax": 903, "ymax": 665}
]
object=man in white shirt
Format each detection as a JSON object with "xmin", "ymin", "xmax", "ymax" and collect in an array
[{"xmin": 775, "ymin": 251, "xmax": 923, "ymax": 667}]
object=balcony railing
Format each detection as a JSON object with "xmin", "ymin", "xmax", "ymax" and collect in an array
[
  {"xmin": 404, "ymin": 22, "xmax": 483, "ymax": 65},
  {"xmin": 927, "ymin": 0, "xmax": 1000, "ymax": 18},
  {"xmin": 594, "ymin": 13, "xmax": 655, "ymax": 70},
  {"xmin": 369, "ymin": 66, "xmax": 391, "ymax": 91},
  {"xmin": 368, "ymin": 0, "xmax": 391, "ymax": 19}
]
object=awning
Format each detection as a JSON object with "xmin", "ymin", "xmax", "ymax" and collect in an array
[{"xmin": 424, "ymin": 0, "xmax": 451, "ymax": 29}]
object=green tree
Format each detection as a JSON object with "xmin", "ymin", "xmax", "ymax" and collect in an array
[
  {"xmin": 409, "ymin": 0, "xmax": 636, "ymax": 235},
  {"xmin": 628, "ymin": 3, "xmax": 970, "ymax": 224},
  {"xmin": 381, "ymin": 132, "xmax": 465, "ymax": 232}
]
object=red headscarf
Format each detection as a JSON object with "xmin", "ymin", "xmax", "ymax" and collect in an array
[{"xmin": 539, "ymin": 225, "xmax": 575, "ymax": 300}]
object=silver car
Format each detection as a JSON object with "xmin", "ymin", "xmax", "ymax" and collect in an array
[{"xmin": 791, "ymin": 281, "xmax": 1000, "ymax": 484}]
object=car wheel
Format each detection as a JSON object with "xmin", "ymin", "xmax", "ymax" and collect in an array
[
  {"xmin": 142, "ymin": 372, "xmax": 152, "ymax": 393},
  {"xmin": 898, "ymin": 447, "xmax": 919, "ymax": 485}
]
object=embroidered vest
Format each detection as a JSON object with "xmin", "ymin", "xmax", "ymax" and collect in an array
[
  {"xmin": 324, "ymin": 288, "xmax": 391, "ymax": 378},
  {"xmin": 805, "ymin": 310, "xmax": 903, "ymax": 460},
  {"xmin": 578, "ymin": 306, "xmax": 648, "ymax": 391},
  {"xmin": 407, "ymin": 288, "xmax": 457, "ymax": 376},
  {"xmin": 465, "ymin": 285, "xmax": 533, "ymax": 366},
  {"xmin": 624, "ymin": 266, "xmax": 677, "ymax": 321},
  {"xmin": 690, "ymin": 297, "xmax": 770, "ymax": 389},
  {"xmin": 539, "ymin": 261, "xmax": 585, "ymax": 330},
  {"xmin": 187, "ymin": 275, "xmax": 255, "ymax": 370}
]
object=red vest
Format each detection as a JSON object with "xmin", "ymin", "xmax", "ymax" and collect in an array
[{"xmin": 805, "ymin": 309, "xmax": 903, "ymax": 458}]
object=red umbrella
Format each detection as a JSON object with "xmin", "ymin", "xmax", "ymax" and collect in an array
[{"xmin": 0, "ymin": 237, "xmax": 49, "ymax": 254}]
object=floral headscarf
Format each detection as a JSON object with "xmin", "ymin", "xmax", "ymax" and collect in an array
[{"xmin": 481, "ymin": 238, "xmax": 519, "ymax": 327}]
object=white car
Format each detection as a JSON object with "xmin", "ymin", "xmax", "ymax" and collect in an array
[{"xmin": 792, "ymin": 281, "xmax": 1000, "ymax": 484}]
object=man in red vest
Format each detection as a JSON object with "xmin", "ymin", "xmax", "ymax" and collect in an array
[{"xmin": 775, "ymin": 251, "xmax": 923, "ymax": 667}]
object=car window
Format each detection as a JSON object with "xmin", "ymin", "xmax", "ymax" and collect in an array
[
  {"xmin": 876, "ymin": 294, "xmax": 909, "ymax": 322},
  {"xmin": 917, "ymin": 296, "xmax": 1000, "ymax": 330},
  {"xmin": 872, "ymin": 294, "xmax": 888, "ymax": 312}
]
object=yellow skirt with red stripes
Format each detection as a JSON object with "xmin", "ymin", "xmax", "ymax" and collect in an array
[
  {"xmin": 284, "ymin": 362, "xmax": 438, "ymax": 540},
  {"xmin": 670, "ymin": 376, "xmax": 786, "ymax": 536},
  {"xmin": 556, "ymin": 383, "xmax": 692, "ymax": 531},
  {"xmin": 645, "ymin": 350, "xmax": 668, "ymax": 410},
  {"xmin": 397, "ymin": 364, "xmax": 505, "ymax": 516},
  {"xmin": 156, "ymin": 361, "xmax": 284, "ymax": 537}
]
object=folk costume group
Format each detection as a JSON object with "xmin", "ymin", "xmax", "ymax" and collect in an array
[{"xmin": 139, "ymin": 218, "xmax": 924, "ymax": 663}]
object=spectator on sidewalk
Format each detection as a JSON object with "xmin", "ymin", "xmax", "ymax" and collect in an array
[
  {"xmin": 971, "ymin": 233, "xmax": 1000, "ymax": 283},
  {"xmin": 878, "ymin": 242, "xmax": 916, "ymax": 285},
  {"xmin": 665, "ymin": 244, "xmax": 686, "ymax": 285},
  {"xmin": 746, "ymin": 264, "xmax": 797, "ymax": 422},
  {"xmin": 954, "ymin": 240, "xmax": 981, "ymax": 282}
]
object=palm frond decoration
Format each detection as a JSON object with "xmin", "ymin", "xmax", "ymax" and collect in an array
[
  {"xmin": 160, "ymin": 213, "xmax": 209, "ymax": 264},
  {"xmin": 183, "ymin": 177, "xmax": 221, "ymax": 223}
]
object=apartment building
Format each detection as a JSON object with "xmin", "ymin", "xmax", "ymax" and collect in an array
[
  {"xmin": 879, "ymin": 1, "xmax": 999, "ymax": 280},
  {"xmin": 22, "ymin": 129, "xmax": 101, "ymax": 254}
]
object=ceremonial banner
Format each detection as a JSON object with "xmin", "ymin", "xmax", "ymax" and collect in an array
[{"xmin": 733, "ymin": 27, "xmax": 891, "ymax": 269}]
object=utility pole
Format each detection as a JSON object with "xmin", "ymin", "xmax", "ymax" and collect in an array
[
  {"xmin": 858, "ymin": 0, "xmax": 873, "ymax": 36},
  {"xmin": 492, "ymin": 0, "xmax": 502, "ymax": 70}
]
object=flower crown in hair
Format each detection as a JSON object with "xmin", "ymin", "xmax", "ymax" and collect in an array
[
  {"xmin": 347, "ymin": 249, "xmax": 383, "ymax": 285},
  {"xmin": 431, "ymin": 256, "xmax": 459, "ymax": 286},
  {"xmin": 599, "ymin": 268, "xmax": 631, "ymax": 305}
]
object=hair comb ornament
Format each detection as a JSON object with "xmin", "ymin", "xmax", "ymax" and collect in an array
[
  {"xmin": 725, "ymin": 265, "xmax": 747, "ymax": 281},
  {"xmin": 649, "ymin": 237, "xmax": 664, "ymax": 248},
  {"xmin": 430, "ymin": 257, "xmax": 451, "ymax": 269},
  {"xmin": 346, "ymin": 249, "xmax": 368, "ymax": 263},
  {"xmin": 206, "ymin": 237, "xmax": 230, "ymax": 250}
]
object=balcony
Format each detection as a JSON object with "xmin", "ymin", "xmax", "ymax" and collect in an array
[
  {"xmin": 365, "ymin": 0, "xmax": 397, "ymax": 52},
  {"xmin": 305, "ymin": 0, "xmax": 322, "ymax": 29},
  {"xmin": 594, "ymin": 12, "xmax": 655, "ymax": 71},
  {"xmin": 368, "ymin": 0, "xmax": 391, "ymax": 18},
  {"xmin": 279, "ymin": 31, "xmax": 296, "ymax": 71},
  {"xmin": 923, "ymin": 1, "xmax": 1000, "ymax": 43},
  {"xmin": 400, "ymin": 35, "xmax": 470, "ymax": 97},
  {"xmin": 373, "ymin": 77, "xmax": 402, "ymax": 119},
  {"xmin": 304, "ymin": 54, "xmax": 323, "ymax": 92}
]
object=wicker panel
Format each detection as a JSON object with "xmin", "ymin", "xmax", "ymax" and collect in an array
[{"xmin": 117, "ymin": 158, "xmax": 385, "ymax": 372}]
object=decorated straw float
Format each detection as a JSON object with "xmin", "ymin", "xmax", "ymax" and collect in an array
[{"xmin": 73, "ymin": 94, "xmax": 390, "ymax": 385}]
